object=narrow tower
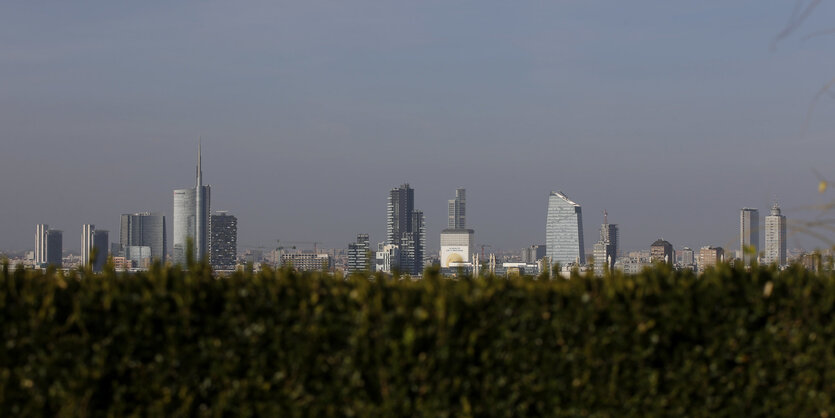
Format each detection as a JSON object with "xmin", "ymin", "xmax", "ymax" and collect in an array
[
  {"xmin": 740, "ymin": 208, "xmax": 759, "ymax": 265},
  {"xmin": 764, "ymin": 204, "xmax": 787, "ymax": 266},
  {"xmin": 173, "ymin": 141, "xmax": 211, "ymax": 265},
  {"xmin": 195, "ymin": 141, "xmax": 210, "ymax": 261}
]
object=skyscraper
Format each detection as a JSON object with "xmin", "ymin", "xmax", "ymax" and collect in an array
[
  {"xmin": 441, "ymin": 188, "xmax": 474, "ymax": 268},
  {"xmin": 386, "ymin": 184, "xmax": 425, "ymax": 276},
  {"xmin": 545, "ymin": 191, "xmax": 585, "ymax": 266},
  {"xmin": 35, "ymin": 224, "xmax": 63, "ymax": 268},
  {"xmin": 448, "ymin": 188, "xmax": 466, "ymax": 229},
  {"xmin": 173, "ymin": 143, "xmax": 211, "ymax": 265},
  {"xmin": 210, "ymin": 211, "xmax": 237, "ymax": 271},
  {"xmin": 35, "ymin": 224, "xmax": 48, "ymax": 266},
  {"xmin": 347, "ymin": 233, "xmax": 371, "ymax": 274},
  {"xmin": 82, "ymin": 225, "xmax": 109, "ymax": 272},
  {"xmin": 593, "ymin": 211, "xmax": 618, "ymax": 272},
  {"xmin": 93, "ymin": 230, "xmax": 108, "ymax": 272},
  {"xmin": 764, "ymin": 204, "xmax": 787, "ymax": 266},
  {"xmin": 173, "ymin": 188, "xmax": 195, "ymax": 264},
  {"xmin": 120, "ymin": 212, "xmax": 166, "ymax": 261},
  {"xmin": 46, "ymin": 230, "xmax": 62, "ymax": 268},
  {"xmin": 81, "ymin": 224, "xmax": 94, "ymax": 268},
  {"xmin": 740, "ymin": 208, "xmax": 759, "ymax": 265}
]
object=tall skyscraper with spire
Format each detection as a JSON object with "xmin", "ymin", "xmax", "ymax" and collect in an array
[{"xmin": 173, "ymin": 142, "xmax": 211, "ymax": 265}]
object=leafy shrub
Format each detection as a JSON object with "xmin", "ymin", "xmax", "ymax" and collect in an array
[{"xmin": 1, "ymin": 261, "xmax": 833, "ymax": 417}]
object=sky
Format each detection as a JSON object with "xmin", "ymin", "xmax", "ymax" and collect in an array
[{"xmin": 2, "ymin": 1, "xmax": 835, "ymax": 254}]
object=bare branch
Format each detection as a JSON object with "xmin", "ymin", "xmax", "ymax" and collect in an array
[
  {"xmin": 802, "ymin": 27, "xmax": 835, "ymax": 41},
  {"xmin": 772, "ymin": 0, "xmax": 823, "ymax": 50},
  {"xmin": 801, "ymin": 75, "xmax": 835, "ymax": 139}
]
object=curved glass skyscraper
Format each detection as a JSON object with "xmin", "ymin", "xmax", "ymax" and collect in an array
[{"xmin": 546, "ymin": 191, "xmax": 585, "ymax": 266}]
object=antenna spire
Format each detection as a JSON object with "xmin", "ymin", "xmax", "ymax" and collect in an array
[
  {"xmin": 603, "ymin": 209, "xmax": 608, "ymax": 224},
  {"xmin": 197, "ymin": 138, "xmax": 203, "ymax": 186}
]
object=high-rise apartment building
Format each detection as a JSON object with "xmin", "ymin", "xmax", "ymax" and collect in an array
[
  {"xmin": 82, "ymin": 225, "xmax": 109, "ymax": 272},
  {"xmin": 545, "ymin": 191, "xmax": 585, "ymax": 266},
  {"xmin": 173, "ymin": 143, "xmax": 211, "ymax": 265},
  {"xmin": 386, "ymin": 184, "xmax": 425, "ymax": 276},
  {"xmin": 740, "ymin": 208, "xmax": 759, "ymax": 265},
  {"xmin": 679, "ymin": 247, "xmax": 695, "ymax": 267},
  {"xmin": 698, "ymin": 246, "xmax": 724, "ymax": 272},
  {"xmin": 650, "ymin": 239, "xmax": 674, "ymax": 265},
  {"xmin": 375, "ymin": 243, "xmax": 401, "ymax": 273},
  {"xmin": 448, "ymin": 188, "xmax": 466, "ymax": 229},
  {"xmin": 210, "ymin": 211, "xmax": 237, "ymax": 271},
  {"xmin": 120, "ymin": 212, "xmax": 166, "ymax": 261},
  {"xmin": 347, "ymin": 234, "xmax": 371, "ymax": 274},
  {"xmin": 764, "ymin": 204, "xmax": 787, "ymax": 266}
]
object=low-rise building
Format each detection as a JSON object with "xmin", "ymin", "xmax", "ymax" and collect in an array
[{"xmin": 281, "ymin": 252, "xmax": 333, "ymax": 272}]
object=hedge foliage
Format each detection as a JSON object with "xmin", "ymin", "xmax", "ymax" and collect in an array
[{"xmin": 2, "ymin": 261, "xmax": 835, "ymax": 417}]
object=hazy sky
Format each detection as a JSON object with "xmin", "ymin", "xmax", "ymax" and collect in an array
[{"xmin": 2, "ymin": 1, "xmax": 835, "ymax": 254}]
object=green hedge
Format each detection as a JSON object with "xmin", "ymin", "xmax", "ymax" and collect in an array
[{"xmin": 1, "ymin": 261, "xmax": 835, "ymax": 417}]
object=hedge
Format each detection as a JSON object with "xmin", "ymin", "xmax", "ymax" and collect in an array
[{"xmin": 1, "ymin": 261, "xmax": 835, "ymax": 417}]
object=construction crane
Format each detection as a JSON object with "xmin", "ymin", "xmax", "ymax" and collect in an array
[
  {"xmin": 273, "ymin": 240, "xmax": 298, "ymax": 266},
  {"xmin": 279, "ymin": 241, "xmax": 322, "ymax": 253}
]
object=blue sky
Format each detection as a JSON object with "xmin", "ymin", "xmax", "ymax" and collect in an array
[{"xmin": 2, "ymin": 1, "xmax": 835, "ymax": 254}]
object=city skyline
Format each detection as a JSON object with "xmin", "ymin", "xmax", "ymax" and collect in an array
[
  {"xmin": 2, "ymin": 2, "xmax": 835, "ymax": 254},
  {"xmin": 8, "ymin": 174, "xmax": 822, "ymax": 258}
]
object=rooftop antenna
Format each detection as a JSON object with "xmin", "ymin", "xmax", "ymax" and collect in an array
[{"xmin": 603, "ymin": 209, "xmax": 608, "ymax": 224}]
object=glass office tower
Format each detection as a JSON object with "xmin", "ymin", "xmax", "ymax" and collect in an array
[
  {"xmin": 120, "ymin": 212, "xmax": 166, "ymax": 261},
  {"xmin": 740, "ymin": 208, "xmax": 759, "ymax": 266},
  {"xmin": 546, "ymin": 191, "xmax": 585, "ymax": 266},
  {"xmin": 173, "ymin": 143, "xmax": 211, "ymax": 265}
]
